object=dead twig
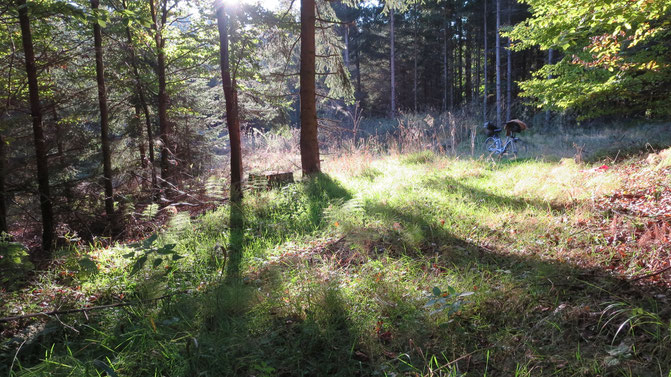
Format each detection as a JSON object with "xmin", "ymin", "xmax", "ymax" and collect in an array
[
  {"xmin": 0, "ymin": 290, "xmax": 188, "ymax": 323},
  {"xmin": 630, "ymin": 266, "xmax": 671, "ymax": 282}
]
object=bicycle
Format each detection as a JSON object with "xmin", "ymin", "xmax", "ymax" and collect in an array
[{"xmin": 483, "ymin": 120, "xmax": 527, "ymax": 157}]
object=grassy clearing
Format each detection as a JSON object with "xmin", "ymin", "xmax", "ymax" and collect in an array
[{"xmin": 2, "ymin": 126, "xmax": 671, "ymax": 376}]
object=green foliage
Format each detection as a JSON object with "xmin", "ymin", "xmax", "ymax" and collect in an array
[
  {"xmin": 0, "ymin": 236, "xmax": 34, "ymax": 288},
  {"xmin": 425, "ymin": 286, "xmax": 474, "ymax": 318},
  {"xmin": 124, "ymin": 234, "xmax": 181, "ymax": 275},
  {"xmin": 508, "ymin": 0, "xmax": 671, "ymax": 118}
]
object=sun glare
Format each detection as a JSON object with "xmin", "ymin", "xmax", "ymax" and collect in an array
[{"xmin": 224, "ymin": 0, "xmax": 282, "ymax": 10}]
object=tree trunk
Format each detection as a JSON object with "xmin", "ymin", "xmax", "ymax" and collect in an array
[
  {"xmin": 150, "ymin": 0, "xmax": 172, "ymax": 195},
  {"xmin": 50, "ymin": 105, "xmax": 73, "ymax": 207},
  {"xmin": 122, "ymin": 0, "xmax": 158, "ymax": 199},
  {"xmin": 413, "ymin": 0, "xmax": 418, "ymax": 112},
  {"xmin": 91, "ymin": 0, "xmax": 115, "ymax": 229},
  {"xmin": 389, "ymin": 8, "xmax": 396, "ymax": 118},
  {"xmin": 495, "ymin": 0, "xmax": 502, "ymax": 127},
  {"xmin": 17, "ymin": 0, "xmax": 54, "ymax": 255},
  {"xmin": 447, "ymin": 19, "xmax": 454, "ymax": 110},
  {"xmin": 344, "ymin": 24, "xmax": 350, "ymax": 70},
  {"xmin": 355, "ymin": 26, "xmax": 362, "ymax": 96},
  {"xmin": 506, "ymin": 0, "xmax": 512, "ymax": 121},
  {"xmin": 134, "ymin": 103, "xmax": 147, "ymax": 169},
  {"xmin": 0, "ymin": 132, "xmax": 7, "ymax": 234},
  {"xmin": 483, "ymin": 0, "xmax": 488, "ymax": 122},
  {"xmin": 457, "ymin": 16, "xmax": 463, "ymax": 106},
  {"xmin": 475, "ymin": 35, "xmax": 480, "ymax": 101},
  {"xmin": 299, "ymin": 0, "xmax": 320, "ymax": 175},
  {"xmin": 443, "ymin": 18, "xmax": 448, "ymax": 112},
  {"xmin": 465, "ymin": 26, "xmax": 473, "ymax": 103},
  {"xmin": 216, "ymin": 2, "xmax": 243, "ymax": 202}
]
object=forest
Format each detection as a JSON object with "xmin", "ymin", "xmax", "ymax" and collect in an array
[{"xmin": 1, "ymin": 0, "xmax": 670, "ymax": 375}]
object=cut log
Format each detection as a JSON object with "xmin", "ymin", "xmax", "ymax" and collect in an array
[{"xmin": 248, "ymin": 172, "xmax": 294, "ymax": 190}]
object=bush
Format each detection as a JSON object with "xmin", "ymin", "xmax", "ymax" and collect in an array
[{"xmin": 0, "ymin": 235, "xmax": 34, "ymax": 289}]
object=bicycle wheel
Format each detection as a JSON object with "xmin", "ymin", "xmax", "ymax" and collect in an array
[
  {"xmin": 506, "ymin": 139, "xmax": 518, "ymax": 156},
  {"xmin": 484, "ymin": 137, "xmax": 500, "ymax": 154}
]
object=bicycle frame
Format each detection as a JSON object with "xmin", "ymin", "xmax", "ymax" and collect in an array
[{"xmin": 485, "ymin": 133, "xmax": 519, "ymax": 156}]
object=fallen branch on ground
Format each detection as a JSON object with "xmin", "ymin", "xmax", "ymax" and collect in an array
[{"xmin": 0, "ymin": 290, "xmax": 189, "ymax": 323}]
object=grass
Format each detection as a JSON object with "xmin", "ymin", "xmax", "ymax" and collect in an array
[{"xmin": 2, "ymin": 124, "xmax": 671, "ymax": 376}]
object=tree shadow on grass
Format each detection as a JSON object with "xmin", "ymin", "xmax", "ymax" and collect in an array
[{"xmin": 353, "ymin": 201, "xmax": 671, "ymax": 374}]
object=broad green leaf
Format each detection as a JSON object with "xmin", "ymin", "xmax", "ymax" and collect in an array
[{"xmin": 131, "ymin": 255, "xmax": 148, "ymax": 275}]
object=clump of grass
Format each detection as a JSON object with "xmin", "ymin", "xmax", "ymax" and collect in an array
[{"xmin": 402, "ymin": 150, "xmax": 436, "ymax": 165}]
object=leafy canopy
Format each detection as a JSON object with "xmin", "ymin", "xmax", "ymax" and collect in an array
[{"xmin": 508, "ymin": 0, "xmax": 671, "ymax": 119}]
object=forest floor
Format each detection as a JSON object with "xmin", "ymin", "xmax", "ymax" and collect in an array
[{"xmin": 2, "ymin": 140, "xmax": 671, "ymax": 376}]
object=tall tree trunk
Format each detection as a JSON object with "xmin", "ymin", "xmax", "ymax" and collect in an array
[
  {"xmin": 465, "ymin": 26, "xmax": 473, "ymax": 103},
  {"xmin": 299, "ymin": 0, "xmax": 320, "ymax": 175},
  {"xmin": 216, "ymin": 2, "xmax": 243, "ymax": 202},
  {"xmin": 475, "ymin": 34, "xmax": 480, "ymax": 101},
  {"xmin": 122, "ymin": 0, "xmax": 158, "ymax": 199},
  {"xmin": 506, "ymin": 0, "xmax": 512, "ymax": 121},
  {"xmin": 355, "ymin": 26, "xmax": 362, "ymax": 96},
  {"xmin": 457, "ymin": 16, "xmax": 463, "ymax": 106},
  {"xmin": 413, "ymin": 0, "xmax": 418, "ymax": 112},
  {"xmin": 134, "ymin": 103, "xmax": 147, "ymax": 169},
  {"xmin": 50, "ymin": 105, "xmax": 72, "ymax": 207},
  {"xmin": 483, "ymin": 0, "xmax": 488, "ymax": 122},
  {"xmin": 150, "ymin": 0, "xmax": 172, "ymax": 195},
  {"xmin": 91, "ymin": 0, "xmax": 115, "ymax": 229},
  {"xmin": 443, "ymin": 17, "xmax": 448, "ymax": 112},
  {"xmin": 17, "ymin": 0, "xmax": 54, "ymax": 255},
  {"xmin": 495, "ymin": 0, "xmax": 502, "ymax": 127},
  {"xmin": 0, "ymin": 132, "xmax": 7, "ymax": 234},
  {"xmin": 344, "ymin": 24, "xmax": 350, "ymax": 69},
  {"xmin": 448, "ymin": 19, "xmax": 454, "ymax": 110},
  {"xmin": 389, "ymin": 8, "xmax": 396, "ymax": 117}
]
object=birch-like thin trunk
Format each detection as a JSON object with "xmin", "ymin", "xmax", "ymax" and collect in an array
[{"xmin": 17, "ymin": 0, "xmax": 54, "ymax": 255}]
